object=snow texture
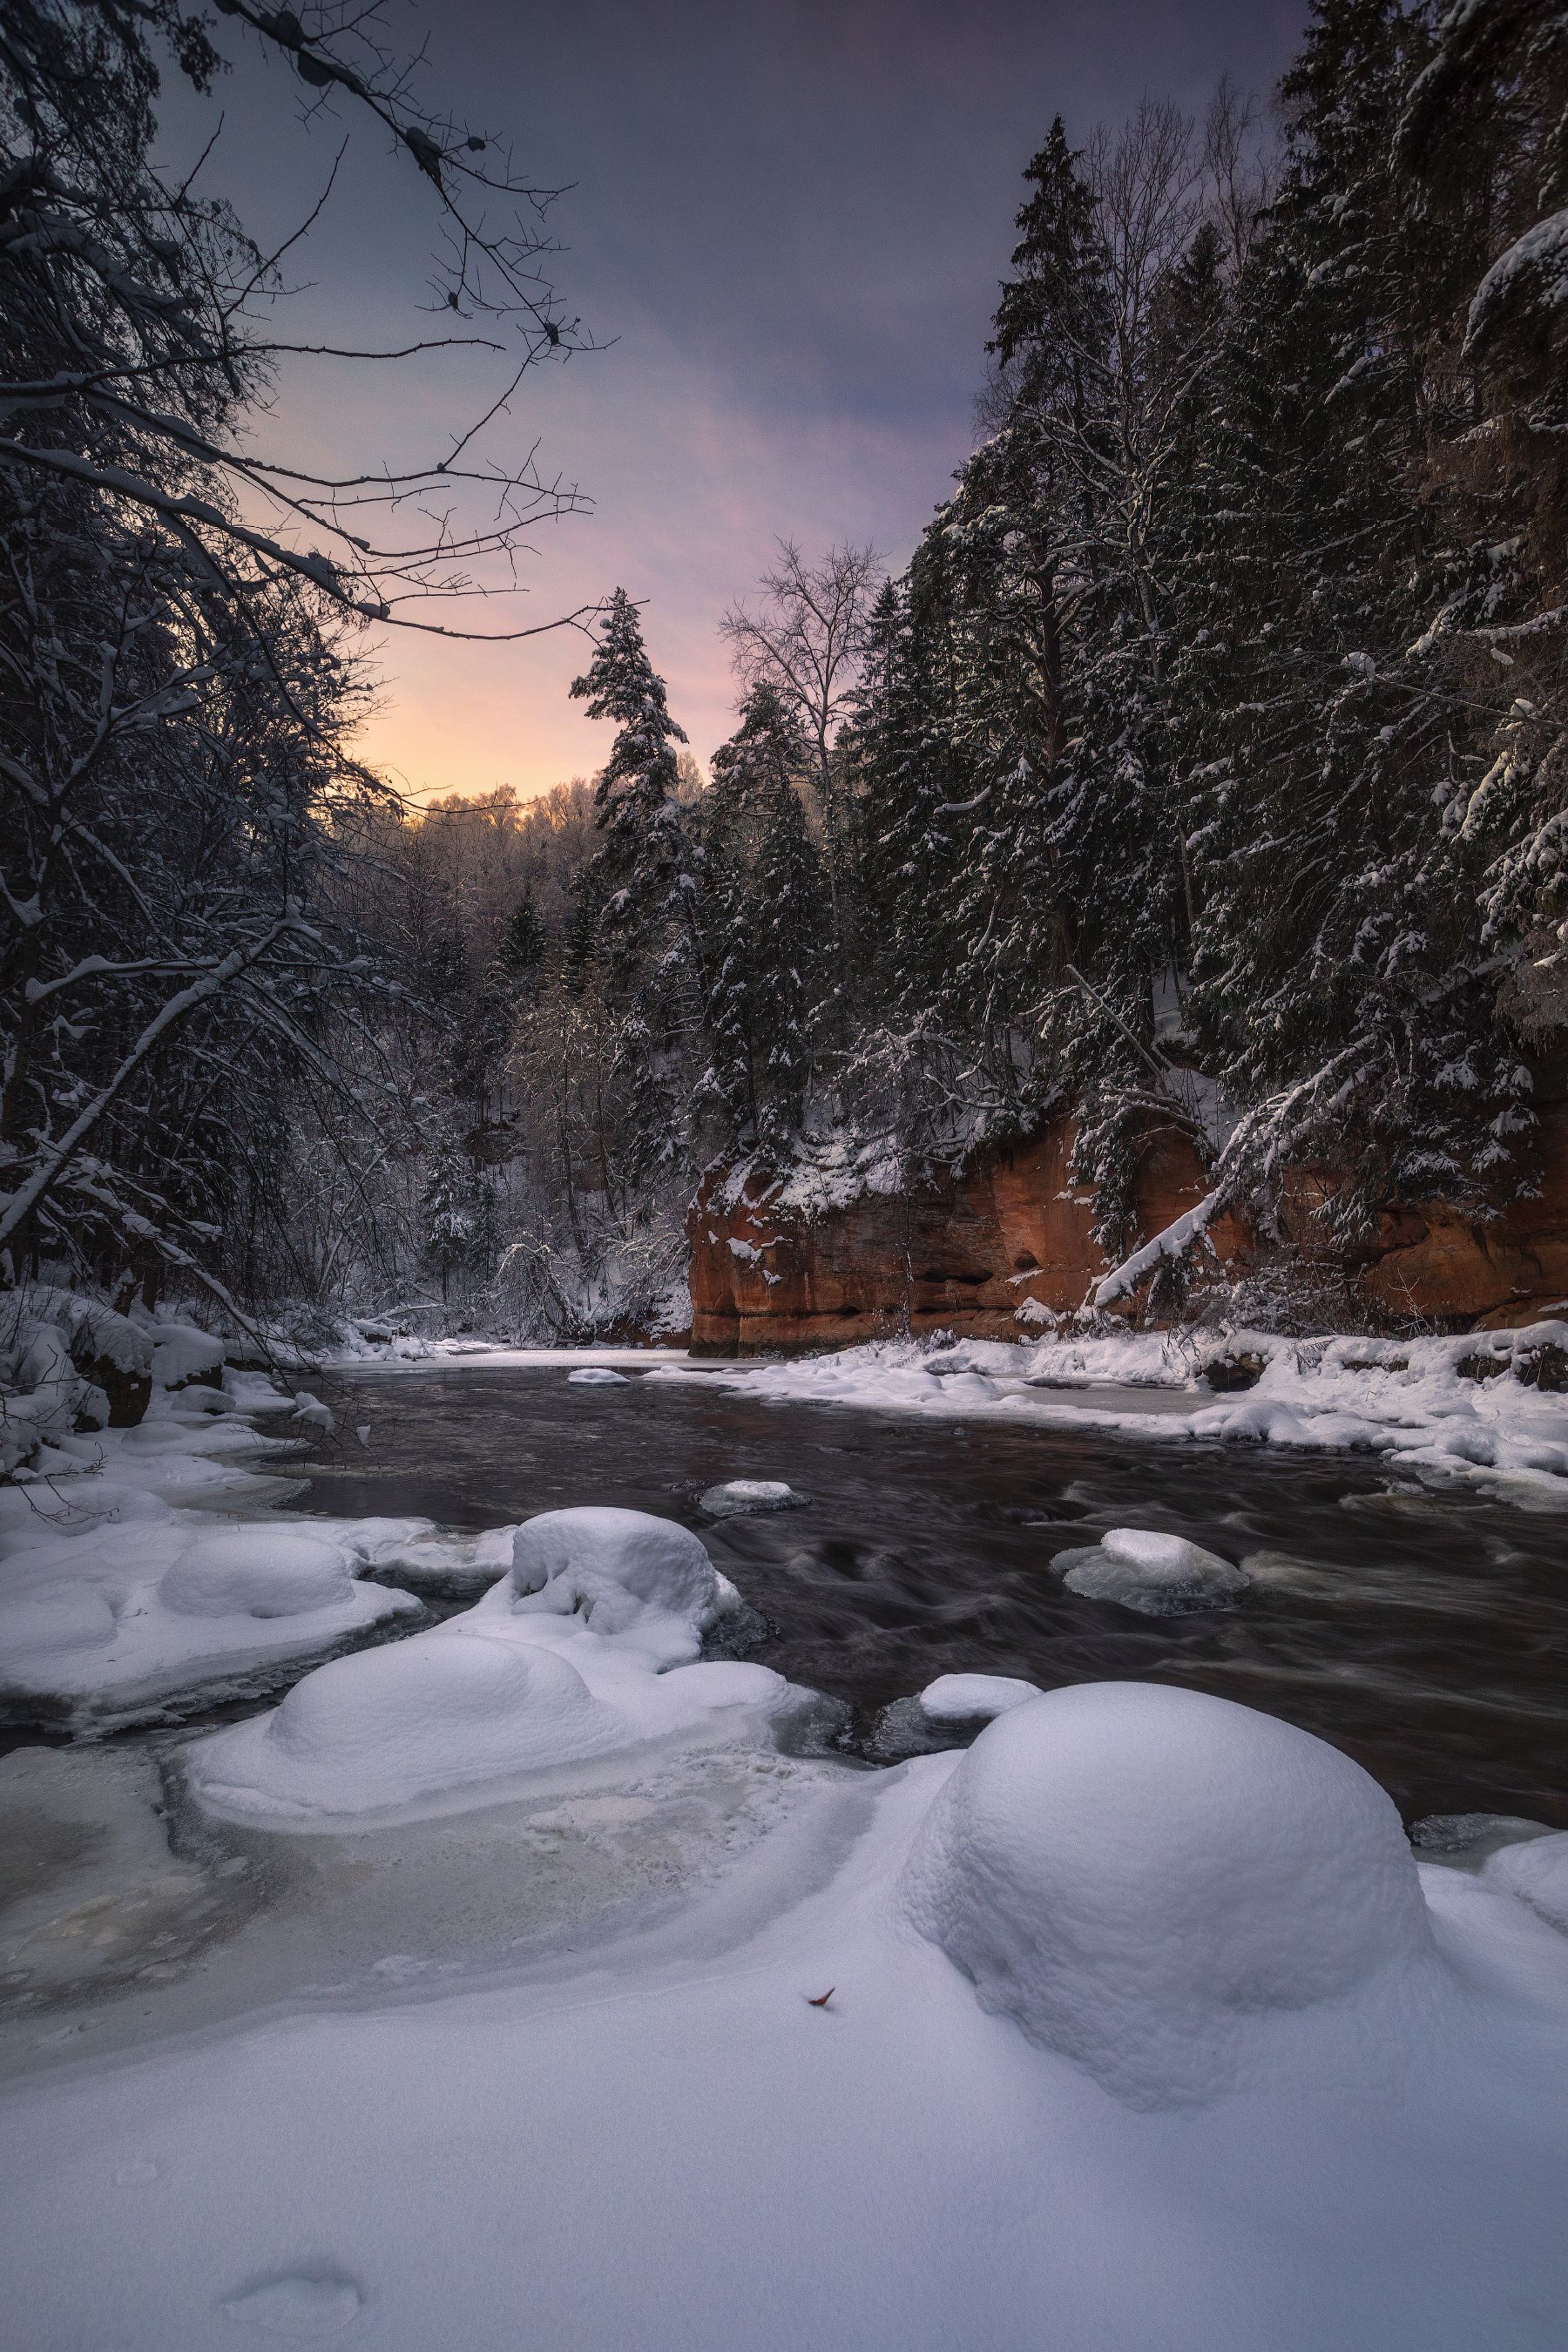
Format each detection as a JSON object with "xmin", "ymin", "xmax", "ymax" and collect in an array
[
  {"xmin": 3, "ymin": 1678, "xmax": 1566, "ymax": 2352},
  {"xmin": 566, "ymin": 1366, "xmax": 630, "ymax": 1385},
  {"xmin": 1053, "ymin": 1527, "xmax": 1249, "ymax": 1614},
  {"xmin": 0, "ymin": 1384, "xmax": 420, "ymax": 1734},
  {"xmin": 509, "ymin": 1506, "xmax": 731, "ymax": 1650},
  {"xmin": 1484, "ymin": 1832, "xmax": 1568, "ymax": 1933},
  {"xmin": 899, "ymin": 1682, "xmax": 1436, "ymax": 2105}
]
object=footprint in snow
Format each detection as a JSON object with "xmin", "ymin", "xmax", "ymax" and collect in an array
[{"xmin": 220, "ymin": 2270, "xmax": 364, "ymax": 2336}]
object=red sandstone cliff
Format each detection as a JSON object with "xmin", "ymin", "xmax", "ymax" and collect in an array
[{"xmin": 687, "ymin": 1096, "xmax": 1568, "ymax": 1355}]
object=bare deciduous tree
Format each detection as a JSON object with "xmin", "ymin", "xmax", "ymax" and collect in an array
[
  {"xmin": 0, "ymin": 0, "xmax": 598, "ymax": 1301},
  {"xmin": 720, "ymin": 539, "xmax": 882, "ymax": 931}
]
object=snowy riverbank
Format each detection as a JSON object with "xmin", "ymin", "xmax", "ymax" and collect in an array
[
  {"xmin": 646, "ymin": 1324, "xmax": 1568, "ymax": 1504},
  {"xmin": 3, "ymin": 1351, "xmax": 1566, "ymax": 2349},
  {"xmin": 3, "ymin": 1670, "xmax": 1566, "ymax": 2350}
]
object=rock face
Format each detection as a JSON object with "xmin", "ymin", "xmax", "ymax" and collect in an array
[
  {"xmin": 688, "ymin": 1122, "xmax": 1246, "ymax": 1355},
  {"xmin": 688, "ymin": 1082, "xmax": 1568, "ymax": 1353}
]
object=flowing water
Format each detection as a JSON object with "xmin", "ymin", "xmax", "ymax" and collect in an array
[{"xmin": 300, "ymin": 1362, "xmax": 1568, "ymax": 1828}]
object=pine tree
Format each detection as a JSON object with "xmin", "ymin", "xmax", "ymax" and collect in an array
[
  {"xmin": 698, "ymin": 682, "xmax": 825, "ymax": 1154},
  {"xmin": 500, "ymin": 892, "xmax": 549, "ymax": 995},
  {"xmin": 569, "ymin": 589, "xmax": 705, "ymax": 1173},
  {"xmin": 420, "ymin": 1125, "xmax": 493, "ymax": 1308},
  {"xmin": 1175, "ymin": 0, "xmax": 1536, "ymax": 1233}
]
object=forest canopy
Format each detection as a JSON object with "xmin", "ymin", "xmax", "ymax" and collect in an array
[{"xmin": 5, "ymin": 0, "xmax": 1568, "ymax": 1345}]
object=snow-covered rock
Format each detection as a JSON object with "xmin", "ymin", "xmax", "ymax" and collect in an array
[
  {"xmin": 918, "ymin": 1673, "xmax": 1041, "ymax": 1723},
  {"xmin": 508, "ymin": 1506, "xmax": 732, "ymax": 1652},
  {"xmin": 0, "ymin": 1384, "xmax": 422, "ymax": 1733},
  {"xmin": 0, "ymin": 1511, "xmax": 418, "ymax": 1734},
  {"xmin": 567, "ymin": 1365, "xmax": 630, "ymax": 1386},
  {"xmin": 1051, "ymin": 1527, "xmax": 1249, "ymax": 1614},
  {"xmin": 185, "ymin": 1508, "xmax": 795, "ymax": 1828},
  {"xmin": 186, "ymin": 1630, "xmax": 612, "ymax": 1822},
  {"xmin": 652, "ymin": 1325, "xmax": 1568, "ymax": 1502},
  {"xmin": 158, "ymin": 1531, "xmax": 356, "ymax": 1620},
  {"xmin": 899, "ymin": 1682, "xmax": 1433, "ymax": 2105},
  {"xmin": 149, "ymin": 1324, "xmax": 226, "ymax": 1393},
  {"xmin": 699, "ymin": 1479, "xmax": 808, "ymax": 1517}
]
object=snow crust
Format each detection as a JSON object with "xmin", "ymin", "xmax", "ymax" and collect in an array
[
  {"xmin": 4, "ymin": 1350, "xmax": 1568, "ymax": 2346},
  {"xmin": 1053, "ymin": 1526, "xmax": 1249, "ymax": 1614},
  {"xmin": 651, "ymin": 1326, "xmax": 1568, "ymax": 1500},
  {"xmin": 899, "ymin": 1682, "xmax": 1436, "ymax": 2105},
  {"xmin": 3, "ymin": 1680, "xmax": 1566, "ymax": 2352}
]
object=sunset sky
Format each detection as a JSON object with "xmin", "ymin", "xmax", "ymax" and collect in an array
[{"xmin": 159, "ymin": 0, "xmax": 1308, "ymax": 804}]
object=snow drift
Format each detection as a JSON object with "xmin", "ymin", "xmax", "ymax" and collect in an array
[{"xmin": 899, "ymin": 1682, "xmax": 1436, "ymax": 2105}]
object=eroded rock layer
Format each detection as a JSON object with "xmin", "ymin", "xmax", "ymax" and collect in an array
[{"xmin": 688, "ymin": 1090, "xmax": 1568, "ymax": 1354}]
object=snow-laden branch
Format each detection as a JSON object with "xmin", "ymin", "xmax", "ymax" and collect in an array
[
  {"xmin": 1090, "ymin": 1186, "xmax": 1226, "ymax": 1309},
  {"xmin": 0, "ymin": 918, "xmax": 301, "ymax": 1257}
]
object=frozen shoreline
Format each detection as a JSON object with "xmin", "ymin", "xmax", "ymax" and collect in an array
[
  {"xmin": 643, "ymin": 1324, "xmax": 1568, "ymax": 1505},
  {"xmin": 3, "ymin": 1680, "xmax": 1566, "ymax": 2351},
  {"xmin": 2, "ymin": 1346, "xmax": 1565, "ymax": 2349}
]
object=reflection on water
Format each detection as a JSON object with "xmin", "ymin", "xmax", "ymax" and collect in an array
[{"xmin": 300, "ymin": 1364, "xmax": 1568, "ymax": 1828}]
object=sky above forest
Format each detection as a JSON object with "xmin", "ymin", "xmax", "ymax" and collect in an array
[{"xmin": 156, "ymin": 0, "xmax": 1308, "ymax": 802}]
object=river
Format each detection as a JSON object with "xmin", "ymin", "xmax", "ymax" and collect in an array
[{"xmin": 298, "ymin": 1362, "xmax": 1568, "ymax": 1828}]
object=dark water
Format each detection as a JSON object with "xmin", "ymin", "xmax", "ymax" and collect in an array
[{"xmin": 299, "ymin": 1364, "xmax": 1568, "ymax": 1830}]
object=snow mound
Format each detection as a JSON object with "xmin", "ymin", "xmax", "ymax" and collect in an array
[
  {"xmin": 919, "ymin": 1673, "xmax": 1041, "ymax": 1723},
  {"xmin": 1484, "ymin": 1832, "xmax": 1568, "ymax": 1932},
  {"xmin": 186, "ymin": 1631, "xmax": 606, "ymax": 1821},
  {"xmin": 159, "ymin": 1531, "xmax": 355, "ymax": 1620},
  {"xmin": 510, "ymin": 1508, "xmax": 728, "ymax": 1647},
  {"xmin": 899, "ymin": 1682, "xmax": 1432, "ymax": 2105},
  {"xmin": 567, "ymin": 1366, "xmax": 629, "ymax": 1386},
  {"xmin": 1053, "ymin": 1527, "xmax": 1249, "ymax": 1615},
  {"xmin": 699, "ymin": 1479, "xmax": 808, "ymax": 1517},
  {"xmin": 220, "ymin": 2269, "xmax": 363, "ymax": 2335}
]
